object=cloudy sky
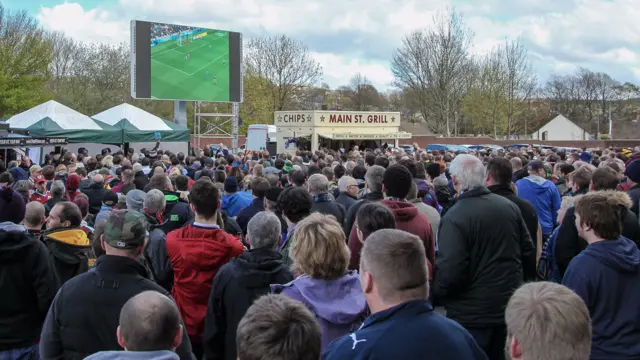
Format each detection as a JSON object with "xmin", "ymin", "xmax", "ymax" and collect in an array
[{"xmin": 4, "ymin": 0, "xmax": 640, "ymax": 91}]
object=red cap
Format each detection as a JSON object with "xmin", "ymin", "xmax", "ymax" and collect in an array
[{"xmin": 34, "ymin": 175, "xmax": 46, "ymax": 184}]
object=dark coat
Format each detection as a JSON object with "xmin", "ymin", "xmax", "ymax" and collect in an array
[
  {"xmin": 434, "ymin": 187, "xmax": 535, "ymax": 327},
  {"xmin": 555, "ymin": 192, "xmax": 640, "ymax": 277},
  {"xmin": 311, "ymin": 198, "xmax": 345, "ymax": 225},
  {"xmin": 42, "ymin": 228, "xmax": 95, "ymax": 287},
  {"xmin": 39, "ymin": 255, "xmax": 193, "ymax": 360},
  {"xmin": 335, "ymin": 193, "xmax": 358, "ymax": 213},
  {"xmin": 628, "ymin": 184, "xmax": 640, "ymax": 217},
  {"xmin": 160, "ymin": 192, "xmax": 194, "ymax": 234},
  {"xmin": 133, "ymin": 171, "xmax": 149, "ymax": 191},
  {"xmin": 236, "ymin": 198, "xmax": 264, "ymax": 236},
  {"xmin": 488, "ymin": 184, "xmax": 539, "ymax": 252},
  {"xmin": 203, "ymin": 248, "xmax": 293, "ymax": 360},
  {"xmin": 0, "ymin": 226, "xmax": 59, "ymax": 351},
  {"xmin": 142, "ymin": 214, "xmax": 172, "ymax": 292},
  {"xmin": 81, "ymin": 183, "xmax": 110, "ymax": 215}
]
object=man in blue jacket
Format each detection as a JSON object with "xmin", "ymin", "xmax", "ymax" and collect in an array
[
  {"xmin": 323, "ymin": 229, "xmax": 487, "ymax": 360},
  {"xmin": 563, "ymin": 191, "xmax": 640, "ymax": 360},
  {"xmin": 516, "ymin": 160, "xmax": 561, "ymax": 240}
]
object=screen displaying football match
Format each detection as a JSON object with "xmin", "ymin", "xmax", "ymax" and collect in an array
[{"xmin": 130, "ymin": 20, "xmax": 243, "ymax": 103}]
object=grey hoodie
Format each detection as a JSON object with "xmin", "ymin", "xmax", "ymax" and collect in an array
[{"xmin": 84, "ymin": 350, "xmax": 179, "ymax": 360}]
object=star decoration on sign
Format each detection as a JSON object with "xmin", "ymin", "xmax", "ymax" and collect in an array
[
  {"xmin": 277, "ymin": 116, "xmax": 282, "ymax": 122},
  {"xmin": 320, "ymin": 115, "xmax": 325, "ymax": 122},
  {"xmin": 391, "ymin": 117, "xmax": 396, "ymax": 123},
  {"xmin": 306, "ymin": 115, "xmax": 312, "ymax": 122}
]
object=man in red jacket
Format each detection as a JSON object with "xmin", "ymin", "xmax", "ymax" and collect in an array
[{"xmin": 165, "ymin": 180, "xmax": 244, "ymax": 359}]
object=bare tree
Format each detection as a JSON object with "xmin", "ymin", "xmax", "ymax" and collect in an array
[
  {"xmin": 503, "ymin": 39, "xmax": 537, "ymax": 137},
  {"xmin": 391, "ymin": 8, "xmax": 473, "ymax": 135},
  {"xmin": 577, "ymin": 67, "xmax": 599, "ymax": 135},
  {"xmin": 245, "ymin": 34, "xmax": 323, "ymax": 111},
  {"xmin": 342, "ymin": 73, "xmax": 383, "ymax": 111},
  {"xmin": 595, "ymin": 72, "xmax": 618, "ymax": 137}
]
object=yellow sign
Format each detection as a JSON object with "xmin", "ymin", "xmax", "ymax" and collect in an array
[{"xmin": 274, "ymin": 111, "xmax": 401, "ymax": 127}]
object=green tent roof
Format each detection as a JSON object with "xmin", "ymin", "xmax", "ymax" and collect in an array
[
  {"xmin": 93, "ymin": 103, "xmax": 190, "ymax": 143},
  {"xmin": 6, "ymin": 101, "xmax": 123, "ymax": 143}
]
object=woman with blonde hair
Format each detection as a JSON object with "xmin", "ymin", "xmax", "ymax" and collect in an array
[
  {"xmin": 272, "ymin": 212, "xmax": 367, "ymax": 349},
  {"xmin": 101, "ymin": 155, "xmax": 113, "ymax": 169}
]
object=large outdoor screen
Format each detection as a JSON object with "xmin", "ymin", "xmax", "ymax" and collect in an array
[{"xmin": 130, "ymin": 20, "xmax": 243, "ymax": 103}]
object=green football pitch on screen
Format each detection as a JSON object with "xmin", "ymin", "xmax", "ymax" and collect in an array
[{"xmin": 150, "ymin": 30, "xmax": 230, "ymax": 102}]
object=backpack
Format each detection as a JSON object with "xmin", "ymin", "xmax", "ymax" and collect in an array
[{"xmin": 537, "ymin": 227, "xmax": 562, "ymax": 283}]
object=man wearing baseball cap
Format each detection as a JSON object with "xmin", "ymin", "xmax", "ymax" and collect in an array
[
  {"xmin": 40, "ymin": 210, "xmax": 194, "ymax": 360},
  {"xmin": 29, "ymin": 175, "xmax": 51, "ymax": 204}
]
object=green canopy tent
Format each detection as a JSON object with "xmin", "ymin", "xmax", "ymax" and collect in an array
[
  {"xmin": 5, "ymin": 100, "xmax": 122, "ymax": 143},
  {"xmin": 93, "ymin": 103, "xmax": 190, "ymax": 143}
]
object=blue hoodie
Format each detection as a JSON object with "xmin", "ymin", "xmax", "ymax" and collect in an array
[
  {"xmin": 221, "ymin": 191, "xmax": 253, "ymax": 218},
  {"xmin": 322, "ymin": 300, "xmax": 487, "ymax": 360},
  {"xmin": 272, "ymin": 271, "xmax": 368, "ymax": 349},
  {"xmin": 516, "ymin": 175, "xmax": 561, "ymax": 235},
  {"xmin": 562, "ymin": 237, "xmax": 640, "ymax": 360}
]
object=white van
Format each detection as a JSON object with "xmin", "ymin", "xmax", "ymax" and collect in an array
[{"xmin": 246, "ymin": 124, "xmax": 277, "ymax": 151}]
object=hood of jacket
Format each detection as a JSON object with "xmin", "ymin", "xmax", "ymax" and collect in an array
[
  {"xmin": 84, "ymin": 350, "xmax": 179, "ymax": 360},
  {"xmin": 521, "ymin": 175, "xmax": 555, "ymax": 194},
  {"xmin": 168, "ymin": 224, "xmax": 240, "ymax": 272},
  {"xmin": 0, "ymin": 222, "xmax": 32, "ymax": 261},
  {"xmin": 234, "ymin": 247, "xmax": 290, "ymax": 288},
  {"xmin": 584, "ymin": 237, "xmax": 640, "ymax": 273},
  {"xmin": 605, "ymin": 190, "xmax": 633, "ymax": 209},
  {"xmin": 45, "ymin": 228, "xmax": 91, "ymax": 246},
  {"xmin": 272, "ymin": 271, "xmax": 366, "ymax": 325},
  {"xmin": 380, "ymin": 199, "xmax": 418, "ymax": 222},
  {"xmin": 43, "ymin": 228, "xmax": 92, "ymax": 267}
]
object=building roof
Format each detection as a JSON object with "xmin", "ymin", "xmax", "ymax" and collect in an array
[{"xmin": 531, "ymin": 114, "xmax": 590, "ymax": 137}]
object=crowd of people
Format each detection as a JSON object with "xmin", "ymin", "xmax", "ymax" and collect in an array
[{"xmin": 1, "ymin": 141, "xmax": 640, "ymax": 360}]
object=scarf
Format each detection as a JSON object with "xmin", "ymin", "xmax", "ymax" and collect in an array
[
  {"xmin": 145, "ymin": 209, "xmax": 164, "ymax": 224},
  {"xmin": 385, "ymin": 196, "xmax": 407, "ymax": 202},
  {"xmin": 312, "ymin": 193, "xmax": 332, "ymax": 203}
]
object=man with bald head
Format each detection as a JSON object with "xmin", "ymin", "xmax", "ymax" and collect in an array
[
  {"xmin": 24, "ymin": 201, "xmax": 46, "ymax": 237},
  {"xmin": 85, "ymin": 291, "xmax": 183, "ymax": 360},
  {"xmin": 82, "ymin": 174, "xmax": 110, "ymax": 215}
]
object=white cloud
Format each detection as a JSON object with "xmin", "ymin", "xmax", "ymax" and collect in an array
[
  {"xmin": 37, "ymin": 2, "xmax": 128, "ymax": 44},
  {"xmin": 311, "ymin": 52, "xmax": 395, "ymax": 89},
  {"xmin": 35, "ymin": 0, "xmax": 640, "ymax": 90}
]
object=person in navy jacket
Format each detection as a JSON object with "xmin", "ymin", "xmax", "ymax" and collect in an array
[
  {"xmin": 323, "ymin": 229, "xmax": 487, "ymax": 360},
  {"xmin": 562, "ymin": 191, "xmax": 640, "ymax": 360}
]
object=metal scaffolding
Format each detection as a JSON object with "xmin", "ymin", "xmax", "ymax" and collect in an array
[{"xmin": 193, "ymin": 101, "xmax": 239, "ymax": 152}]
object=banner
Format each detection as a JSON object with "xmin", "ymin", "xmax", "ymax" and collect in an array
[
  {"xmin": 274, "ymin": 111, "xmax": 402, "ymax": 127},
  {"xmin": 0, "ymin": 137, "xmax": 68, "ymax": 147}
]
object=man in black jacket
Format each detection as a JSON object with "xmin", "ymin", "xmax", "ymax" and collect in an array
[
  {"xmin": 0, "ymin": 222, "xmax": 58, "ymax": 359},
  {"xmin": 308, "ymin": 174, "xmax": 345, "ymax": 225},
  {"xmin": 39, "ymin": 210, "xmax": 194, "ymax": 360},
  {"xmin": 236, "ymin": 177, "xmax": 270, "ymax": 235},
  {"xmin": 486, "ymin": 158, "xmax": 540, "ymax": 253},
  {"xmin": 81, "ymin": 174, "xmax": 110, "ymax": 215},
  {"xmin": 555, "ymin": 167, "xmax": 640, "ymax": 277},
  {"xmin": 203, "ymin": 212, "xmax": 293, "ymax": 360},
  {"xmin": 146, "ymin": 174, "xmax": 194, "ymax": 234},
  {"xmin": 434, "ymin": 154, "xmax": 535, "ymax": 360}
]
